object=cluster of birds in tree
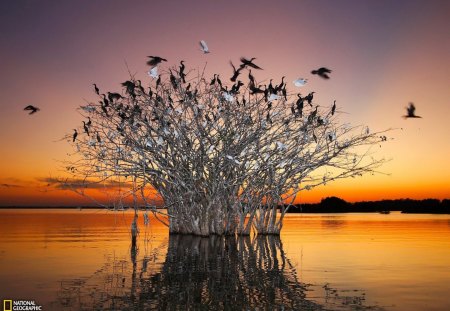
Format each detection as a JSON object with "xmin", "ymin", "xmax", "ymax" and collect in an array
[{"xmin": 23, "ymin": 39, "xmax": 422, "ymax": 139}]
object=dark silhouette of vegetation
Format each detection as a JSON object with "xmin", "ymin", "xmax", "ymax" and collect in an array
[{"xmin": 287, "ymin": 197, "xmax": 450, "ymax": 214}]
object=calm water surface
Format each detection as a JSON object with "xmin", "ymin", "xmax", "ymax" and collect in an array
[{"xmin": 0, "ymin": 209, "xmax": 449, "ymax": 310}]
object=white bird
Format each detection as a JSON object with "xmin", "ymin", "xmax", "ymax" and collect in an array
[
  {"xmin": 148, "ymin": 66, "xmax": 159, "ymax": 78},
  {"xmin": 293, "ymin": 78, "xmax": 307, "ymax": 87},
  {"xmin": 223, "ymin": 92, "xmax": 234, "ymax": 102},
  {"xmin": 199, "ymin": 40, "xmax": 210, "ymax": 53}
]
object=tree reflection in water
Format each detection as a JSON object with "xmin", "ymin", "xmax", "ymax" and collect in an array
[{"xmin": 54, "ymin": 236, "xmax": 383, "ymax": 310}]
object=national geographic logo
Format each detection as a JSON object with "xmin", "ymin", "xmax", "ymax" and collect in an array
[{"xmin": 3, "ymin": 300, "xmax": 42, "ymax": 311}]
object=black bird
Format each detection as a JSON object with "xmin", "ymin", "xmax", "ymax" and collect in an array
[
  {"xmin": 239, "ymin": 57, "xmax": 263, "ymax": 70},
  {"xmin": 210, "ymin": 74, "xmax": 217, "ymax": 86},
  {"xmin": 93, "ymin": 83, "xmax": 100, "ymax": 95},
  {"xmin": 86, "ymin": 117, "xmax": 92, "ymax": 127},
  {"xmin": 101, "ymin": 94, "xmax": 109, "ymax": 107},
  {"xmin": 121, "ymin": 81, "xmax": 136, "ymax": 98},
  {"xmin": 169, "ymin": 70, "xmax": 178, "ymax": 89},
  {"xmin": 216, "ymin": 75, "xmax": 223, "ymax": 89},
  {"xmin": 304, "ymin": 92, "xmax": 315, "ymax": 107},
  {"xmin": 108, "ymin": 92, "xmax": 123, "ymax": 102},
  {"xmin": 231, "ymin": 81, "xmax": 244, "ymax": 94},
  {"xmin": 146, "ymin": 56, "xmax": 167, "ymax": 67},
  {"xmin": 96, "ymin": 132, "xmax": 101, "ymax": 143},
  {"xmin": 136, "ymin": 80, "xmax": 146, "ymax": 94},
  {"xmin": 311, "ymin": 67, "xmax": 332, "ymax": 79},
  {"xmin": 179, "ymin": 61, "xmax": 186, "ymax": 83},
  {"xmin": 249, "ymin": 83, "xmax": 264, "ymax": 95},
  {"xmin": 403, "ymin": 103, "xmax": 422, "ymax": 119},
  {"xmin": 331, "ymin": 100, "xmax": 336, "ymax": 116},
  {"xmin": 230, "ymin": 61, "xmax": 243, "ymax": 82},
  {"xmin": 72, "ymin": 129, "xmax": 78, "ymax": 142},
  {"xmin": 82, "ymin": 121, "xmax": 90, "ymax": 136},
  {"xmin": 295, "ymin": 94, "xmax": 304, "ymax": 116},
  {"xmin": 24, "ymin": 105, "xmax": 40, "ymax": 115},
  {"xmin": 248, "ymin": 70, "xmax": 255, "ymax": 85},
  {"xmin": 156, "ymin": 76, "xmax": 161, "ymax": 89}
]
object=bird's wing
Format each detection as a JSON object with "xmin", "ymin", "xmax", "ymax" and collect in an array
[{"xmin": 24, "ymin": 105, "xmax": 33, "ymax": 110}]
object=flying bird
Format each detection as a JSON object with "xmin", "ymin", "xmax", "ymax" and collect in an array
[
  {"xmin": 146, "ymin": 56, "xmax": 167, "ymax": 67},
  {"xmin": 311, "ymin": 67, "xmax": 332, "ymax": 79},
  {"xmin": 293, "ymin": 78, "xmax": 307, "ymax": 87},
  {"xmin": 24, "ymin": 105, "xmax": 40, "ymax": 114},
  {"xmin": 403, "ymin": 103, "xmax": 422, "ymax": 119},
  {"xmin": 199, "ymin": 40, "xmax": 210, "ymax": 53},
  {"xmin": 230, "ymin": 61, "xmax": 243, "ymax": 82},
  {"xmin": 239, "ymin": 57, "xmax": 263, "ymax": 70}
]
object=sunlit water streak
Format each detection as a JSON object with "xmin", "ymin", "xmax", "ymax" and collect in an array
[{"xmin": 0, "ymin": 209, "xmax": 449, "ymax": 310}]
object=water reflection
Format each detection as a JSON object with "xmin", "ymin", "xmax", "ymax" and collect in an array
[{"xmin": 53, "ymin": 235, "xmax": 382, "ymax": 310}]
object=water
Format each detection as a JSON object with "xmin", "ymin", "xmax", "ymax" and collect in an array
[{"xmin": 0, "ymin": 209, "xmax": 449, "ymax": 310}]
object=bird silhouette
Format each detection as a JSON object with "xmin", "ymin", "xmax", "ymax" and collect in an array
[
  {"xmin": 179, "ymin": 61, "xmax": 186, "ymax": 83},
  {"xmin": 239, "ymin": 57, "xmax": 263, "ymax": 70},
  {"xmin": 331, "ymin": 100, "xmax": 336, "ymax": 116},
  {"xmin": 82, "ymin": 121, "xmax": 90, "ymax": 136},
  {"xmin": 304, "ymin": 92, "xmax": 315, "ymax": 106},
  {"xmin": 72, "ymin": 129, "xmax": 78, "ymax": 142},
  {"xmin": 108, "ymin": 92, "xmax": 123, "ymax": 102},
  {"xmin": 93, "ymin": 83, "xmax": 100, "ymax": 95},
  {"xmin": 311, "ymin": 67, "xmax": 332, "ymax": 79},
  {"xmin": 24, "ymin": 105, "xmax": 40, "ymax": 115},
  {"xmin": 199, "ymin": 40, "xmax": 210, "ymax": 53},
  {"xmin": 230, "ymin": 62, "xmax": 243, "ymax": 82},
  {"xmin": 403, "ymin": 103, "xmax": 422, "ymax": 119},
  {"xmin": 146, "ymin": 56, "xmax": 167, "ymax": 67}
]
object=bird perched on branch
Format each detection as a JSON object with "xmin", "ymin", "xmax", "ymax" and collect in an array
[
  {"xmin": 72, "ymin": 129, "xmax": 78, "ymax": 142},
  {"xmin": 403, "ymin": 103, "xmax": 422, "ymax": 119},
  {"xmin": 108, "ymin": 92, "xmax": 123, "ymax": 102},
  {"xmin": 93, "ymin": 83, "xmax": 100, "ymax": 95},
  {"xmin": 311, "ymin": 67, "xmax": 332, "ymax": 79},
  {"xmin": 304, "ymin": 92, "xmax": 315, "ymax": 106},
  {"xmin": 331, "ymin": 100, "xmax": 336, "ymax": 115},
  {"xmin": 24, "ymin": 105, "xmax": 40, "ymax": 115},
  {"xmin": 146, "ymin": 56, "xmax": 167, "ymax": 67},
  {"xmin": 199, "ymin": 40, "xmax": 210, "ymax": 53},
  {"xmin": 239, "ymin": 57, "xmax": 263, "ymax": 70}
]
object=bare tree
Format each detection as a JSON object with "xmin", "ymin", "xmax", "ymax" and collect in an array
[{"xmin": 65, "ymin": 59, "xmax": 389, "ymax": 237}]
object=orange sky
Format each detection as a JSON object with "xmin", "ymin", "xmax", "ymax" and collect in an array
[{"xmin": 0, "ymin": 0, "xmax": 449, "ymax": 206}]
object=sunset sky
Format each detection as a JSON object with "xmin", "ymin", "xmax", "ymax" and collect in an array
[{"xmin": 0, "ymin": 0, "xmax": 449, "ymax": 206}]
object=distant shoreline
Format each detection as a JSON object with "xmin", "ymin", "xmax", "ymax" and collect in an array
[{"xmin": 1, "ymin": 197, "xmax": 449, "ymax": 214}]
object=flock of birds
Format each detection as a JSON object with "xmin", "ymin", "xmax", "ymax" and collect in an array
[{"xmin": 22, "ymin": 39, "xmax": 423, "ymax": 124}]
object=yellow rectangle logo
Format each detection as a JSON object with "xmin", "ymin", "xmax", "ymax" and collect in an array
[{"xmin": 3, "ymin": 300, "xmax": 12, "ymax": 311}]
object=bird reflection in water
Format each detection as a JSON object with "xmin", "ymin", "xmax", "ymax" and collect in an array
[{"xmin": 53, "ymin": 235, "xmax": 383, "ymax": 310}]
